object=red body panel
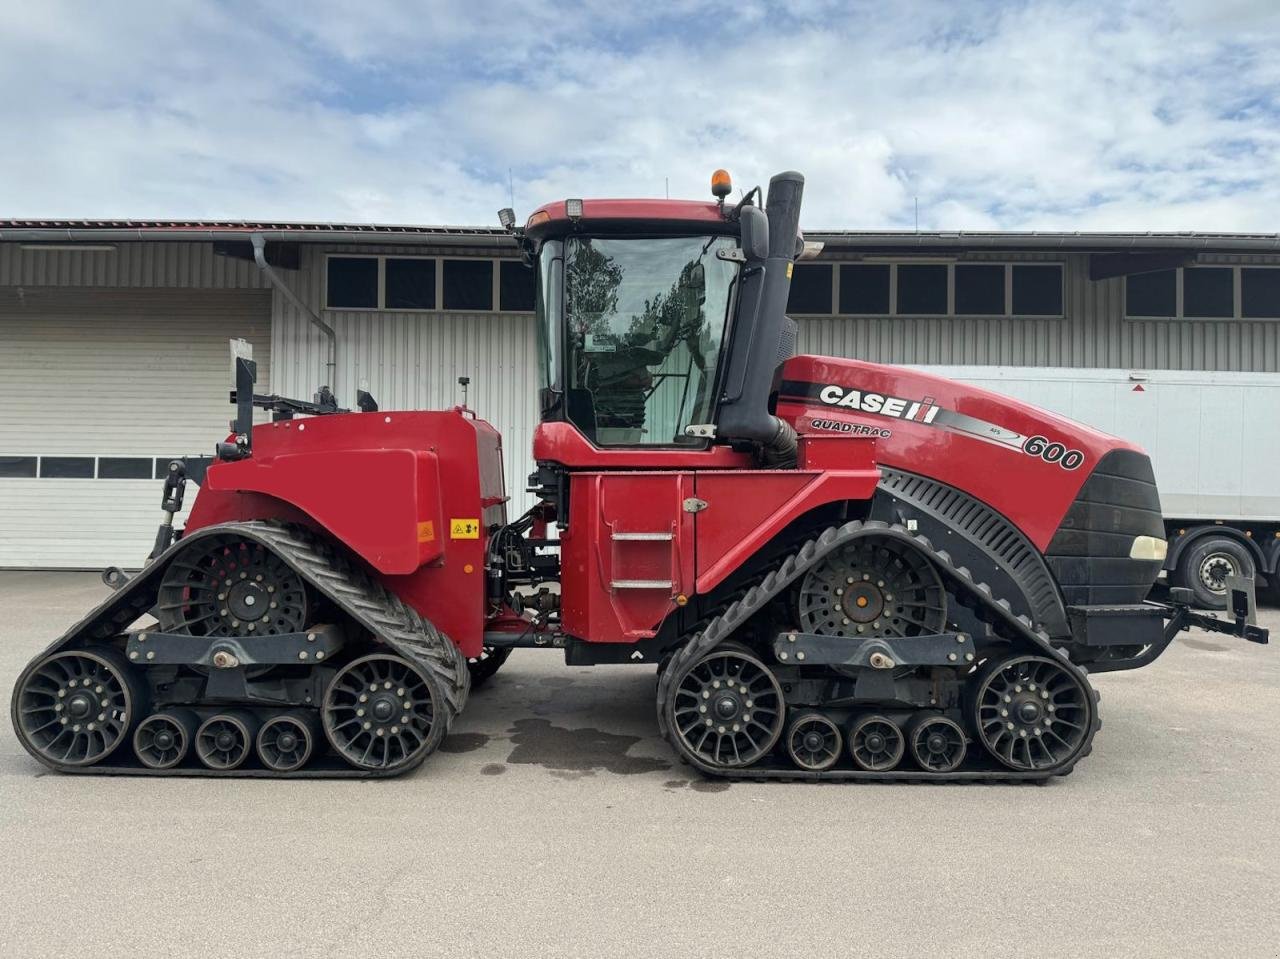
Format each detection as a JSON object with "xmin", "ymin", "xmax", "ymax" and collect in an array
[
  {"xmin": 185, "ymin": 410, "xmax": 505, "ymax": 656},
  {"xmin": 532, "ymin": 421, "xmax": 752, "ymax": 469},
  {"xmin": 527, "ymin": 199, "xmax": 727, "ymax": 232},
  {"xmin": 777, "ymin": 355, "xmax": 1141, "ymax": 550}
]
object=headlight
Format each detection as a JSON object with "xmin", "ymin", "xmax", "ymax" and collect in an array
[{"xmin": 1129, "ymin": 535, "xmax": 1168, "ymax": 561}]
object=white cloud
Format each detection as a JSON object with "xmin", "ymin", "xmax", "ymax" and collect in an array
[{"xmin": 0, "ymin": 0, "xmax": 1277, "ymax": 231}]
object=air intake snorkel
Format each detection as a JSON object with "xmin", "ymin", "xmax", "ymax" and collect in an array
[{"xmin": 715, "ymin": 171, "xmax": 805, "ymax": 467}]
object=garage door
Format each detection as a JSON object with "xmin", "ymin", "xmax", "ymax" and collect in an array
[{"xmin": 0, "ymin": 287, "xmax": 272, "ymax": 569}]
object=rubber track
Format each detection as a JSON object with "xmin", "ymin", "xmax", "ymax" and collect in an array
[
  {"xmin": 655, "ymin": 520, "xmax": 1101, "ymax": 783},
  {"xmin": 11, "ymin": 521, "xmax": 470, "ymax": 778}
]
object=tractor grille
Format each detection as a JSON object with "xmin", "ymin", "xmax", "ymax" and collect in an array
[{"xmin": 1045, "ymin": 449, "xmax": 1165, "ymax": 606}]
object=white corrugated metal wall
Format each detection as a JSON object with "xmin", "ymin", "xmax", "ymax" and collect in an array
[
  {"xmin": 797, "ymin": 252, "xmax": 1280, "ymax": 372},
  {"xmin": 3, "ymin": 237, "xmax": 1279, "ymax": 568},
  {"xmin": 267, "ymin": 244, "xmax": 541, "ymax": 516}
]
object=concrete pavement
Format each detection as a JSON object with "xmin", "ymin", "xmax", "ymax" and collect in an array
[{"xmin": 1, "ymin": 571, "xmax": 1277, "ymax": 959}]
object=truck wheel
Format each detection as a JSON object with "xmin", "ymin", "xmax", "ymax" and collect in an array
[{"xmin": 1175, "ymin": 536, "xmax": 1255, "ymax": 610}]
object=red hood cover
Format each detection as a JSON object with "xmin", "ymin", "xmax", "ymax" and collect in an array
[{"xmin": 777, "ymin": 355, "xmax": 1145, "ymax": 549}]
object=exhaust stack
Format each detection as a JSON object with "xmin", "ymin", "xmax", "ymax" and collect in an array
[{"xmin": 715, "ymin": 171, "xmax": 805, "ymax": 466}]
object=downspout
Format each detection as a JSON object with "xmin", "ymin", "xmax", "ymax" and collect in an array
[{"xmin": 251, "ymin": 233, "xmax": 338, "ymax": 395}]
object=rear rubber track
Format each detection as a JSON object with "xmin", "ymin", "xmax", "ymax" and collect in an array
[
  {"xmin": 11, "ymin": 520, "xmax": 470, "ymax": 778},
  {"xmin": 656, "ymin": 519, "xmax": 1100, "ymax": 784}
]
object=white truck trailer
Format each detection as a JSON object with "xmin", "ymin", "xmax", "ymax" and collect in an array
[{"xmin": 917, "ymin": 366, "xmax": 1280, "ymax": 609}]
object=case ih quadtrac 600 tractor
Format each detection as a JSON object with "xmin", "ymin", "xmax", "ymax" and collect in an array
[{"xmin": 12, "ymin": 171, "xmax": 1268, "ymax": 781}]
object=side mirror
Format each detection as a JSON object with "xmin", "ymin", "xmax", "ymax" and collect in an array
[{"xmin": 739, "ymin": 205, "xmax": 769, "ymax": 262}]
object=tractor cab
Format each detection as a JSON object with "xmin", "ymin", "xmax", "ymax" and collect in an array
[{"xmin": 511, "ymin": 171, "xmax": 809, "ymax": 466}]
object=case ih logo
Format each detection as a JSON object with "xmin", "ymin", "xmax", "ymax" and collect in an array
[
  {"xmin": 814, "ymin": 385, "xmax": 941, "ymax": 423},
  {"xmin": 781, "ymin": 379, "xmax": 1085, "ymax": 471}
]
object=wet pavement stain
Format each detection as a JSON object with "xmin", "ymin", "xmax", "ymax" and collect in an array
[
  {"xmin": 537, "ymin": 676, "xmax": 576, "ymax": 688},
  {"xmin": 1182, "ymin": 638, "xmax": 1229, "ymax": 652},
  {"xmin": 480, "ymin": 763, "xmax": 507, "ymax": 776},
  {"xmin": 663, "ymin": 780, "xmax": 689, "ymax": 789},
  {"xmin": 440, "ymin": 732, "xmax": 491, "ymax": 754},
  {"xmin": 690, "ymin": 779, "xmax": 731, "ymax": 793},
  {"xmin": 506, "ymin": 718, "xmax": 671, "ymax": 777}
]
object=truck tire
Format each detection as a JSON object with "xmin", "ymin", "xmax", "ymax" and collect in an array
[{"xmin": 1174, "ymin": 535, "xmax": 1254, "ymax": 610}]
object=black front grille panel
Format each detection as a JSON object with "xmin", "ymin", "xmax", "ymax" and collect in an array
[{"xmin": 1046, "ymin": 449, "xmax": 1164, "ymax": 606}]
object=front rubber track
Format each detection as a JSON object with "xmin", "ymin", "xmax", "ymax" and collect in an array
[
  {"xmin": 656, "ymin": 519, "xmax": 1101, "ymax": 784},
  {"xmin": 11, "ymin": 520, "xmax": 470, "ymax": 778}
]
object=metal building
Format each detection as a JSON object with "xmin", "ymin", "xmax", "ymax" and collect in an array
[{"xmin": 2, "ymin": 220, "xmax": 1278, "ymax": 568}]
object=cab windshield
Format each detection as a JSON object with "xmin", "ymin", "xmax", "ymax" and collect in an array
[{"xmin": 552, "ymin": 234, "xmax": 738, "ymax": 446}]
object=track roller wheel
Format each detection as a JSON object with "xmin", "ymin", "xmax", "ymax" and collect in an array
[
  {"xmin": 848, "ymin": 715, "xmax": 905, "ymax": 771},
  {"xmin": 13, "ymin": 646, "xmax": 140, "ymax": 768},
  {"xmin": 196, "ymin": 711, "xmax": 259, "ymax": 770},
  {"xmin": 322, "ymin": 654, "xmax": 446, "ymax": 772},
  {"xmin": 972, "ymin": 655, "xmax": 1094, "ymax": 772},
  {"xmin": 467, "ymin": 645, "xmax": 512, "ymax": 688},
  {"xmin": 256, "ymin": 712, "xmax": 317, "ymax": 772},
  {"xmin": 786, "ymin": 712, "xmax": 843, "ymax": 771},
  {"xmin": 906, "ymin": 713, "xmax": 967, "ymax": 772},
  {"xmin": 665, "ymin": 645, "xmax": 786, "ymax": 769},
  {"xmin": 134, "ymin": 709, "xmax": 198, "ymax": 770}
]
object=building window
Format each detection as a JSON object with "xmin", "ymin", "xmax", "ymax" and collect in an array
[
  {"xmin": 787, "ymin": 264, "xmax": 833, "ymax": 314},
  {"xmin": 98, "ymin": 457, "xmax": 153, "ymax": 479},
  {"xmin": 1242, "ymin": 268, "xmax": 1280, "ymax": 319},
  {"xmin": 838, "ymin": 264, "xmax": 890, "ymax": 315},
  {"xmin": 1182, "ymin": 267, "xmax": 1234, "ymax": 318},
  {"xmin": 40, "ymin": 456, "xmax": 95, "ymax": 478},
  {"xmin": 385, "ymin": 258, "xmax": 436, "ymax": 310},
  {"xmin": 326, "ymin": 257, "xmax": 379, "ymax": 309},
  {"xmin": 1125, "ymin": 270, "xmax": 1177, "ymax": 318},
  {"xmin": 1126, "ymin": 265, "xmax": 1278, "ymax": 321},
  {"xmin": 323, "ymin": 255, "xmax": 532, "ymax": 313},
  {"xmin": 1011, "ymin": 264, "xmax": 1063, "ymax": 316},
  {"xmin": 500, "ymin": 260, "xmax": 537, "ymax": 312},
  {"xmin": 955, "ymin": 264, "xmax": 1005, "ymax": 315},
  {"xmin": 896, "ymin": 264, "xmax": 948, "ymax": 315},
  {"xmin": 0, "ymin": 456, "xmax": 37, "ymax": 478}
]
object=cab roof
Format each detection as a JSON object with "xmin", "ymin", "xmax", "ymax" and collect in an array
[{"xmin": 524, "ymin": 198, "xmax": 731, "ymax": 238}]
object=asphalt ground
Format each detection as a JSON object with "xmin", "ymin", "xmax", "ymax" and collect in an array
[{"xmin": 1, "ymin": 570, "xmax": 1277, "ymax": 959}]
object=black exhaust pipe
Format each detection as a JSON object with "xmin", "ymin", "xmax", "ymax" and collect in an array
[{"xmin": 716, "ymin": 171, "xmax": 804, "ymax": 466}]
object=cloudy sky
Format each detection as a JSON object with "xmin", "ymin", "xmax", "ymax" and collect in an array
[{"xmin": 1, "ymin": 0, "xmax": 1277, "ymax": 231}]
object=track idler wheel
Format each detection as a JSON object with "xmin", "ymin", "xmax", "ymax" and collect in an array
[
  {"xmin": 786, "ymin": 712, "xmax": 843, "ymax": 771},
  {"xmin": 195, "ymin": 710, "xmax": 259, "ymax": 770},
  {"xmin": 848, "ymin": 715, "xmax": 905, "ymax": 771},
  {"xmin": 666, "ymin": 645, "xmax": 786, "ymax": 769},
  {"xmin": 13, "ymin": 647, "xmax": 140, "ymax": 768},
  {"xmin": 256, "ymin": 712, "xmax": 318, "ymax": 772},
  {"xmin": 467, "ymin": 645, "xmax": 512, "ymax": 688},
  {"xmin": 906, "ymin": 713, "xmax": 967, "ymax": 772},
  {"xmin": 322, "ymin": 654, "xmax": 447, "ymax": 772},
  {"xmin": 971, "ymin": 655, "xmax": 1095, "ymax": 772},
  {"xmin": 134, "ymin": 709, "xmax": 199, "ymax": 770}
]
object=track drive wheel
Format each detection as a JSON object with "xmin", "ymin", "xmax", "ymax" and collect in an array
[
  {"xmin": 786, "ymin": 712, "xmax": 843, "ymax": 771},
  {"xmin": 971, "ymin": 655, "xmax": 1096, "ymax": 772},
  {"xmin": 467, "ymin": 645, "xmax": 512, "ymax": 687},
  {"xmin": 13, "ymin": 647, "xmax": 141, "ymax": 768},
  {"xmin": 848, "ymin": 715, "xmax": 905, "ymax": 771},
  {"xmin": 665, "ymin": 645, "xmax": 786, "ymax": 770},
  {"xmin": 156, "ymin": 535, "xmax": 309, "ymax": 637},
  {"xmin": 322, "ymin": 654, "xmax": 447, "ymax": 772},
  {"xmin": 797, "ymin": 537, "xmax": 947, "ymax": 639}
]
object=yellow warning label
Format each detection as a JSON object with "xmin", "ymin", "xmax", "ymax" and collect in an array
[
  {"xmin": 450, "ymin": 518, "xmax": 481, "ymax": 539},
  {"xmin": 786, "ymin": 262, "xmax": 793, "ymax": 279},
  {"xmin": 416, "ymin": 520, "xmax": 435, "ymax": 543}
]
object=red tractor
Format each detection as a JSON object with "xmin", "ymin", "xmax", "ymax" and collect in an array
[{"xmin": 11, "ymin": 171, "xmax": 1268, "ymax": 781}]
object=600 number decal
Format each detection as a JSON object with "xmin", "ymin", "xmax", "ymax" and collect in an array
[{"xmin": 1023, "ymin": 435, "xmax": 1084, "ymax": 470}]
